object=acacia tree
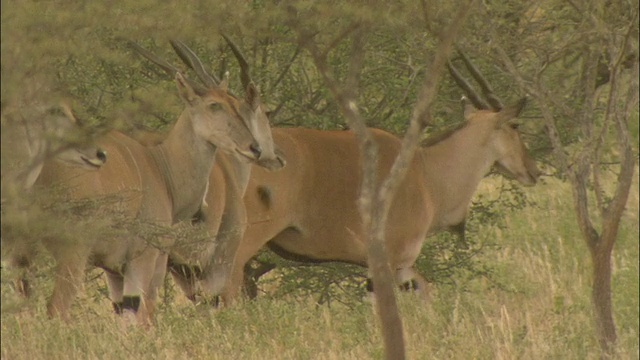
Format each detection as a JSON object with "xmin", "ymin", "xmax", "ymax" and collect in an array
[{"xmin": 462, "ymin": 1, "xmax": 638, "ymax": 356}]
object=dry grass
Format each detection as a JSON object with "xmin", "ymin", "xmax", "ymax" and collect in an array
[{"xmin": 2, "ymin": 171, "xmax": 638, "ymax": 359}]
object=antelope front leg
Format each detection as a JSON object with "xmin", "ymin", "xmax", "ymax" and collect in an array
[
  {"xmin": 199, "ymin": 262, "xmax": 230, "ymax": 308},
  {"xmin": 220, "ymin": 229, "xmax": 262, "ymax": 305},
  {"xmin": 121, "ymin": 247, "xmax": 163, "ymax": 327},
  {"xmin": 47, "ymin": 249, "xmax": 89, "ymax": 321},
  {"xmin": 168, "ymin": 263, "xmax": 199, "ymax": 304},
  {"xmin": 107, "ymin": 252, "xmax": 166, "ymax": 319},
  {"xmin": 143, "ymin": 251, "xmax": 169, "ymax": 318},
  {"xmin": 220, "ymin": 265, "xmax": 243, "ymax": 306},
  {"xmin": 209, "ymin": 201, "xmax": 247, "ymax": 306},
  {"xmin": 105, "ymin": 272, "xmax": 124, "ymax": 314}
]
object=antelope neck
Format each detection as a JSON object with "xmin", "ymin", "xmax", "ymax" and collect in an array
[
  {"xmin": 153, "ymin": 111, "xmax": 218, "ymax": 222},
  {"xmin": 419, "ymin": 122, "xmax": 497, "ymax": 231}
]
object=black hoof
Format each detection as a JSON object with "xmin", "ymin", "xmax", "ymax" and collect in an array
[
  {"xmin": 400, "ymin": 279, "xmax": 419, "ymax": 292},
  {"xmin": 122, "ymin": 296, "xmax": 141, "ymax": 312}
]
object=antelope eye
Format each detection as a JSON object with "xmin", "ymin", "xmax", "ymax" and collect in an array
[
  {"xmin": 509, "ymin": 123, "xmax": 520, "ymax": 130},
  {"xmin": 209, "ymin": 103, "xmax": 223, "ymax": 111}
]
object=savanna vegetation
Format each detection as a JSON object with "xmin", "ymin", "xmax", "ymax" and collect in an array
[
  {"xmin": 2, "ymin": 0, "xmax": 638, "ymax": 359},
  {"xmin": 2, "ymin": 175, "xmax": 637, "ymax": 359}
]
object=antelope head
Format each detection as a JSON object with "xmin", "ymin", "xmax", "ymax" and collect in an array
[
  {"xmin": 221, "ymin": 34, "xmax": 286, "ymax": 171},
  {"xmin": 131, "ymin": 39, "xmax": 285, "ymax": 171},
  {"xmin": 2, "ymin": 100, "xmax": 107, "ymax": 192},
  {"xmin": 450, "ymin": 52, "xmax": 540, "ymax": 187},
  {"xmin": 170, "ymin": 71, "xmax": 259, "ymax": 162},
  {"xmin": 46, "ymin": 102, "xmax": 107, "ymax": 170},
  {"xmin": 467, "ymin": 98, "xmax": 540, "ymax": 186}
]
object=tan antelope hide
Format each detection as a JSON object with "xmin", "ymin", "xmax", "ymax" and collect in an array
[
  {"xmin": 222, "ymin": 97, "xmax": 540, "ymax": 302},
  {"xmin": 1, "ymin": 98, "xmax": 107, "ymax": 298},
  {"xmin": 138, "ymin": 36, "xmax": 286, "ymax": 305},
  {"xmin": 25, "ymin": 40, "xmax": 282, "ymax": 325},
  {"xmin": 110, "ymin": 37, "xmax": 284, "ymax": 316}
]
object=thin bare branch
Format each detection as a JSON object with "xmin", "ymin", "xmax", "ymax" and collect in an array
[
  {"xmin": 323, "ymin": 23, "xmax": 362, "ymax": 59},
  {"xmin": 345, "ymin": 28, "xmax": 366, "ymax": 102},
  {"xmin": 592, "ymin": 163, "xmax": 606, "ymax": 217},
  {"xmin": 494, "ymin": 42, "xmax": 601, "ymax": 246},
  {"xmin": 494, "ymin": 44, "xmax": 570, "ymax": 167},
  {"xmin": 270, "ymin": 46, "xmax": 301, "ymax": 93},
  {"xmin": 602, "ymin": 59, "xmax": 638, "ymax": 247},
  {"xmin": 290, "ymin": 4, "xmax": 475, "ymax": 359},
  {"xmin": 419, "ymin": 0, "xmax": 432, "ymax": 33},
  {"xmin": 371, "ymin": 4, "xmax": 476, "ymax": 359}
]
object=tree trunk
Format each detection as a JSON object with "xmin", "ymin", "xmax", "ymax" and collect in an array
[
  {"xmin": 368, "ymin": 226, "xmax": 406, "ymax": 360},
  {"xmin": 590, "ymin": 241, "xmax": 617, "ymax": 357}
]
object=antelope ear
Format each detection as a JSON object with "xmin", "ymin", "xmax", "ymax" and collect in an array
[
  {"xmin": 496, "ymin": 97, "xmax": 527, "ymax": 127},
  {"xmin": 500, "ymin": 97, "xmax": 526, "ymax": 118},
  {"xmin": 59, "ymin": 101, "xmax": 78, "ymax": 124},
  {"xmin": 265, "ymin": 110, "xmax": 274, "ymax": 119},
  {"xmin": 175, "ymin": 72, "xmax": 198, "ymax": 105}
]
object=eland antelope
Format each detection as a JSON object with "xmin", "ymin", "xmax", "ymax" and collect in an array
[
  {"xmin": 222, "ymin": 61, "xmax": 541, "ymax": 302},
  {"xmin": 1, "ymin": 97, "xmax": 107, "ymax": 298},
  {"xmin": 28, "ymin": 40, "xmax": 282, "ymax": 325},
  {"xmin": 135, "ymin": 36, "xmax": 286, "ymax": 305}
]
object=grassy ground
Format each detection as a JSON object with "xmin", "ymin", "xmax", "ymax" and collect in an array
[{"xmin": 2, "ymin": 172, "xmax": 638, "ymax": 359}]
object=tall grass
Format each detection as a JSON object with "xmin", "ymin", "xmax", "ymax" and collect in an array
[{"xmin": 2, "ymin": 172, "xmax": 638, "ymax": 359}]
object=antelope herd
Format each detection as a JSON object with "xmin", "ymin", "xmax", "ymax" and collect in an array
[{"xmin": 1, "ymin": 38, "xmax": 540, "ymax": 325}]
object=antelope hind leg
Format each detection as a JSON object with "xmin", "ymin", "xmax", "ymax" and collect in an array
[
  {"xmin": 364, "ymin": 267, "xmax": 432, "ymax": 303},
  {"xmin": 168, "ymin": 263, "xmax": 199, "ymax": 304},
  {"xmin": 395, "ymin": 267, "xmax": 432, "ymax": 302},
  {"xmin": 8, "ymin": 255, "xmax": 34, "ymax": 298},
  {"xmin": 47, "ymin": 250, "xmax": 89, "ymax": 321}
]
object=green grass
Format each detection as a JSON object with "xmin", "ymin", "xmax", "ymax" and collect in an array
[{"xmin": 2, "ymin": 173, "xmax": 638, "ymax": 359}]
